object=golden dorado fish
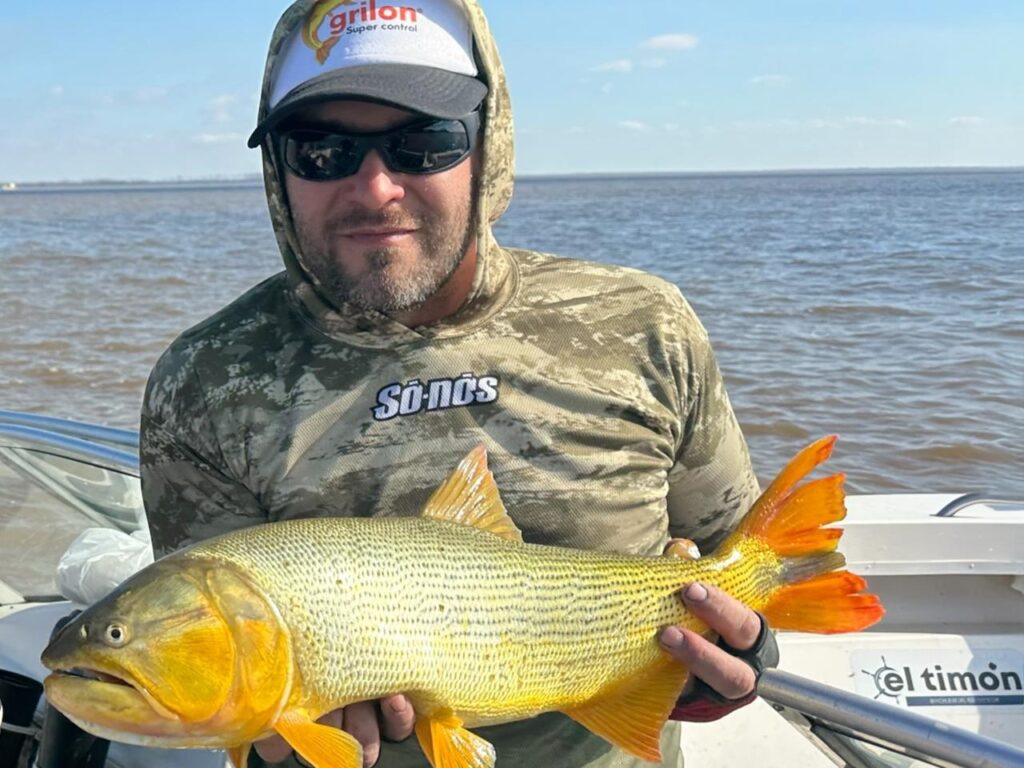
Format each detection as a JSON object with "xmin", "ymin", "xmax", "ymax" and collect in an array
[{"xmin": 41, "ymin": 437, "xmax": 883, "ymax": 768}]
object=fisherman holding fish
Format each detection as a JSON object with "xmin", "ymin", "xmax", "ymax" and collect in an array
[{"xmin": 136, "ymin": 1, "xmax": 782, "ymax": 765}]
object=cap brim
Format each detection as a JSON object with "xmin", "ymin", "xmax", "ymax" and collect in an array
[{"xmin": 248, "ymin": 64, "xmax": 487, "ymax": 148}]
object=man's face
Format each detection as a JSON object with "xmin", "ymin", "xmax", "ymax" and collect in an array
[{"xmin": 280, "ymin": 101, "xmax": 478, "ymax": 314}]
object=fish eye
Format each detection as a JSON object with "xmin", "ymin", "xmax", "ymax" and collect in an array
[{"xmin": 104, "ymin": 623, "xmax": 129, "ymax": 647}]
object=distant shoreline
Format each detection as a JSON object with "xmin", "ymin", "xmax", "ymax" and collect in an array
[{"xmin": 3, "ymin": 165, "xmax": 1022, "ymax": 190}]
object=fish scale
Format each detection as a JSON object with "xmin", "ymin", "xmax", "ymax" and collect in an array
[
  {"xmin": 183, "ymin": 516, "xmax": 722, "ymax": 724},
  {"xmin": 180, "ymin": 512, "xmax": 774, "ymax": 729}
]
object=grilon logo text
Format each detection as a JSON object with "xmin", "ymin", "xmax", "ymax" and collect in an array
[{"xmin": 304, "ymin": 0, "xmax": 421, "ymax": 64}]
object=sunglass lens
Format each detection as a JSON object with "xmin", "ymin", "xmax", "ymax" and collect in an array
[
  {"xmin": 283, "ymin": 132, "xmax": 362, "ymax": 181},
  {"xmin": 385, "ymin": 121, "xmax": 471, "ymax": 173}
]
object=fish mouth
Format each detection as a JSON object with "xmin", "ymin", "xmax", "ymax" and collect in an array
[
  {"xmin": 64, "ymin": 667, "xmax": 134, "ymax": 686},
  {"xmin": 43, "ymin": 667, "xmax": 184, "ymax": 740}
]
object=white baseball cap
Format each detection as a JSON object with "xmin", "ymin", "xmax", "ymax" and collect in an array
[{"xmin": 248, "ymin": 0, "xmax": 488, "ymax": 147}]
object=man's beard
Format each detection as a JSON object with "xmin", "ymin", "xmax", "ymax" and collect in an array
[{"xmin": 293, "ymin": 191, "xmax": 476, "ymax": 315}]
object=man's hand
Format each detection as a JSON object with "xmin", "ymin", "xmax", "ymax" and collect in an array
[
  {"xmin": 658, "ymin": 537, "xmax": 775, "ymax": 720},
  {"xmin": 253, "ymin": 694, "xmax": 416, "ymax": 767},
  {"xmin": 659, "ymin": 582, "xmax": 762, "ymax": 701}
]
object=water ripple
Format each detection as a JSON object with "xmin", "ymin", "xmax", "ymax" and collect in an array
[{"xmin": 2, "ymin": 172, "xmax": 1021, "ymax": 497}]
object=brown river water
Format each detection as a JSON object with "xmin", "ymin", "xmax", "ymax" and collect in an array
[{"xmin": 1, "ymin": 170, "xmax": 1021, "ymax": 496}]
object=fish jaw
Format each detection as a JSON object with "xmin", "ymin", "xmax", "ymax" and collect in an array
[{"xmin": 42, "ymin": 673, "xmax": 194, "ymax": 746}]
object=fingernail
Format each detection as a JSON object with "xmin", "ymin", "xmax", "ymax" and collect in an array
[
  {"xmin": 684, "ymin": 582, "xmax": 709, "ymax": 602},
  {"xmin": 687, "ymin": 543, "xmax": 701, "ymax": 559},
  {"xmin": 387, "ymin": 699, "xmax": 407, "ymax": 714},
  {"xmin": 660, "ymin": 625, "xmax": 685, "ymax": 649}
]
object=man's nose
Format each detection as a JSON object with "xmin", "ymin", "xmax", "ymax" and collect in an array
[{"xmin": 348, "ymin": 149, "xmax": 406, "ymax": 208}]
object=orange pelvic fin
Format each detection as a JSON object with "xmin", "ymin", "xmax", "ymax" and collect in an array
[
  {"xmin": 562, "ymin": 653, "xmax": 688, "ymax": 762},
  {"xmin": 414, "ymin": 711, "xmax": 496, "ymax": 768},
  {"xmin": 275, "ymin": 710, "xmax": 362, "ymax": 768},
  {"xmin": 739, "ymin": 436, "xmax": 884, "ymax": 633},
  {"xmin": 422, "ymin": 445, "xmax": 523, "ymax": 542},
  {"xmin": 225, "ymin": 743, "xmax": 250, "ymax": 768}
]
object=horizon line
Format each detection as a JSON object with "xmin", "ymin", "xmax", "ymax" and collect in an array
[{"xmin": 4, "ymin": 164, "xmax": 1023, "ymax": 188}]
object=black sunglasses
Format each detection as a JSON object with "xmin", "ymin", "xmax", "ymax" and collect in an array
[{"xmin": 277, "ymin": 112, "xmax": 480, "ymax": 182}]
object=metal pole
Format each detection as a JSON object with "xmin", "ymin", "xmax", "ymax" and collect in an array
[{"xmin": 758, "ymin": 669, "xmax": 1024, "ymax": 768}]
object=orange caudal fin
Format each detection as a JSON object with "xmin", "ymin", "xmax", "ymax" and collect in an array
[
  {"xmin": 739, "ymin": 436, "xmax": 885, "ymax": 634},
  {"xmin": 766, "ymin": 569, "xmax": 884, "ymax": 634}
]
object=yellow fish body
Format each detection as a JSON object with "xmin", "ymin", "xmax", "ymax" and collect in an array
[{"xmin": 42, "ymin": 437, "xmax": 883, "ymax": 767}]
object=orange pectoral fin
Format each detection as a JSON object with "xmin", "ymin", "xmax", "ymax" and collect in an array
[
  {"xmin": 275, "ymin": 711, "xmax": 362, "ymax": 768},
  {"xmin": 226, "ymin": 743, "xmax": 250, "ymax": 768},
  {"xmin": 562, "ymin": 653, "xmax": 689, "ymax": 762},
  {"xmin": 414, "ymin": 712, "xmax": 496, "ymax": 768}
]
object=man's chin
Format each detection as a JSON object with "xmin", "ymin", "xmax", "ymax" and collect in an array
[{"xmin": 346, "ymin": 279, "xmax": 434, "ymax": 315}]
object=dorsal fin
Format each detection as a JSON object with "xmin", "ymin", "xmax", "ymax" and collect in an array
[{"xmin": 422, "ymin": 445, "xmax": 522, "ymax": 542}]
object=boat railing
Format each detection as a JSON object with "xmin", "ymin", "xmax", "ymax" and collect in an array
[
  {"xmin": 0, "ymin": 410, "xmax": 138, "ymax": 452},
  {"xmin": 0, "ymin": 424, "xmax": 138, "ymax": 476},
  {"xmin": 759, "ymin": 669, "xmax": 1024, "ymax": 768},
  {"xmin": 933, "ymin": 493, "xmax": 1022, "ymax": 518}
]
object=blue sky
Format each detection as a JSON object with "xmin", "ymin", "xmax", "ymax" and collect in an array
[{"xmin": 2, "ymin": 0, "xmax": 1022, "ymax": 182}]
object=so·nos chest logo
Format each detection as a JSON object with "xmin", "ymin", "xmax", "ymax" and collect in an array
[
  {"xmin": 854, "ymin": 649, "xmax": 1024, "ymax": 708},
  {"xmin": 372, "ymin": 374, "xmax": 500, "ymax": 421}
]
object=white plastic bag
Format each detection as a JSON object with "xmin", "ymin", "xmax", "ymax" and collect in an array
[{"xmin": 56, "ymin": 528, "xmax": 154, "ymax": 605}]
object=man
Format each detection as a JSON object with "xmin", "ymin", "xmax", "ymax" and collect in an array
[{"xmin": 141, "ymin": 1, "xmax": 772, "ymax": 765}]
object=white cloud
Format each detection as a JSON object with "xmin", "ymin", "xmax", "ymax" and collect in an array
[
  {"xmin": 949, "ymin": 116, "xmax": 986, "ymax": 126},
  {"xmin": 845, "ymin": 116, "xmax": 909, "ymax": 128},
  {"xmin": 664, "ymin": 123, "xmax": 683, "ymax": 133},
  {"xmin": 725, "ymin": 118, "xmax": 842, "ymax": 132},
  {"xmin": 642, "ymin": 34, "xmax": 699, "ymax": 50},
  {"xmin": 641, "ymin": 58, "xmax": 668, "ymax": 69},
  {"xmin": 592, "ymin": 59, "xmax": 633, "ymax": 73},
  {"xmin": 93, "ymin": 88, "xmax": 169, "ymax": 107},
  {"xmin": 209, "ymin": 95, "xmax": 238, "ymax": 124},
  {"xmin": 601, "ymin": 83, "xmax": 614, "ymax": 94},
  {"xmin": 134, "ymin": 87, "xmax": 168, "ymax": 103},
  {"xmin": 730, "ymin": 119, "xmax": 800, "ymax": 131},
  {"xmin": 619, "ymin": 120, "xmax": 650, "ymax": 132},
  {"xmin": 49, "ymin": 85, "xmax": 64, "ymax": 97},
  {"xmin": 751, "ymin": 74, "xmax": 789, "ymax": 87},
  {"xmin": 194, "ymin": 133, "xmax": 244, "ymax": 145},
  {"xmin": 565, "ymin": 126, "xmax": 586, "ymax": 135}
]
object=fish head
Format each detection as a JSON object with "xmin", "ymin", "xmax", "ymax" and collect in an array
[{"xmin": 41, "ymin": 557, "xmax": 293, "ymax": 747}]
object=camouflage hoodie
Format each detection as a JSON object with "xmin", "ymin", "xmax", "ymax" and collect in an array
[{"xmin": 141, "ymin": 1, "xmax": 760, "ymax": 766}]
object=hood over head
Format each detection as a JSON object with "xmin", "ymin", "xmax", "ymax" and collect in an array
[{"xmin": 251, "ymin": 0, "xmax": 516, "ymax": 343}]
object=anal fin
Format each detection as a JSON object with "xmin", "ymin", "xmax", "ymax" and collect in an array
[
  {"xmin": 562, "ymin": 653, "xmax": 689, "ymax": 762},
  {"xmin": 275, "ymin": 711, "xmax": 363, "ymax": 768},
  {"xmin": 414, "ymin": 711, "xmax": 496, "ymax": 768}
]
